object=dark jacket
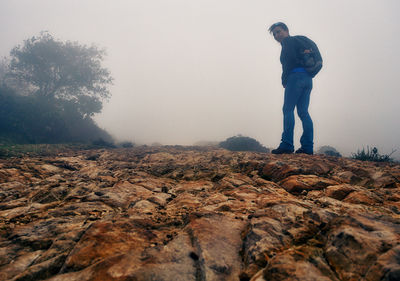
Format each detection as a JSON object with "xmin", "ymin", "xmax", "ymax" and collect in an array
[{"xmin": 280, "ymin": 35, "xmax": 321, "ymax": 87}]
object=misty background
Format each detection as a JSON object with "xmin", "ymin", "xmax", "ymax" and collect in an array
[{"xmin": 1, "ymin": 0, "xmax": 399, "ymax": 158}]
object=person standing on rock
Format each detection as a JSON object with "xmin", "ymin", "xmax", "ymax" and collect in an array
[{"xmin": 268, "ymin": 22, "xmax": 322, "ymax": 155}]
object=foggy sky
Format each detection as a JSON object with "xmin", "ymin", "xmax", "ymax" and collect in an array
[{"xmin": 1, "ymin": 0, "xmax": 400, "ymax": 158}]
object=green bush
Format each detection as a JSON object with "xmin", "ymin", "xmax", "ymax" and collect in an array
[
  {"xmin": 0, "ymin": 147, "xmax": 9, "ymax": 158},
  {"xmin": 119, "ymin": 141, "xmax": 134, "ymax": 148},
  {"xmin": 219, "ymin": 135, "xmax": 269, "ymax": 153},
  {"xmin": 91, "ymin": 138, "xmax": 116, "ymax": 148},
  {"xmin": 0, "ymin": 85, "xmax": 113, "ymax": 144},
  {"xmin": 351, "ymin": 146, "xmax": 395, "ymax": 162},
  {"xmin": 0, "ymin": 143, "xmax": 96, "ymax": 158},
  {"xmin": 317, "ymin": 145, "xmax": 342, "ymax": 157}
]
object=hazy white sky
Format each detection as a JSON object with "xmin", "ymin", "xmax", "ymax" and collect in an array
[{"xmin": 1, "ymin": 0, "xmax": 399, "ymax": 157}]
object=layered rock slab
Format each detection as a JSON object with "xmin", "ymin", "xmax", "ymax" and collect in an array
[{"xmin": 0, "ymin": 146, "xmax": 399, "ymax": 280}]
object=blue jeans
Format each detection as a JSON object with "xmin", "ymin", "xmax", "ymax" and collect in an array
[{"xmin": 279, "ymin": 72, "xmax": 313, "ymax": 152}]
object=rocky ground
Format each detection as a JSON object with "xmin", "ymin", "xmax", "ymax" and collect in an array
[{"xmin": 0, "ymin": 146, "xmax": 399, "ymax": 281}]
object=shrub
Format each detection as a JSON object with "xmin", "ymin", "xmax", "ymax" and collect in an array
[
  {"xmin": 0, "ymin": 147, "xmax": 8, "ymax": 158},
  {"xmin": 317, "ymin": 145, "xmax": 342, "ymax": 157},
  {"xmin": 0, "ymin": 85, "xmax": 114, "ymax": 144},
  {"xmin": 119, "ymin": 141, "xmax": 134, "ymax": 148},
  {"xmin": 91, "ymin": 138, "xmax": 116, "ymax": 148},
  {"xmin": 0, "ymin": 143, "xmax": 97, "ymax": 158},
  {"xmin": 351, "ymin": 146, "xmax": 395, "ymax": 163},
  {"xmin": 219, "ymin": 135, "xmax": 269, "ymax": 153}
]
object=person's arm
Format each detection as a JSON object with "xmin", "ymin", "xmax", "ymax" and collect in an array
[{"xmin": 280, "ymin": 37, "xmax": 298, "ymax": 87}]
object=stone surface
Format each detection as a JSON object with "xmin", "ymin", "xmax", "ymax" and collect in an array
[{"xmin": 0, "ymin": 146, "xmax": 399, "ymax": 280}]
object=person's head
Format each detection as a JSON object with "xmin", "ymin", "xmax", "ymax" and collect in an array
[{"xmin": 269, "ymin": 22, "xmax": 290, "ymax": 43}]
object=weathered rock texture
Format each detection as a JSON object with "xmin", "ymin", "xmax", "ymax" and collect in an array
[{"xmin": 1, "ymin": 146, "xmax": 400, "ymax": 281}]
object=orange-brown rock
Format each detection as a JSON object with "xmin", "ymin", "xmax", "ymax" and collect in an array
[{"xmin": 0, "ymin": 146, "xmax": 399, "ymax": 280}]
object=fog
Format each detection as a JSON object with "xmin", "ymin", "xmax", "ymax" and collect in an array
[{"xmin": 1, "ymin": 0, "xmax": 399, "ymax": 157}]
